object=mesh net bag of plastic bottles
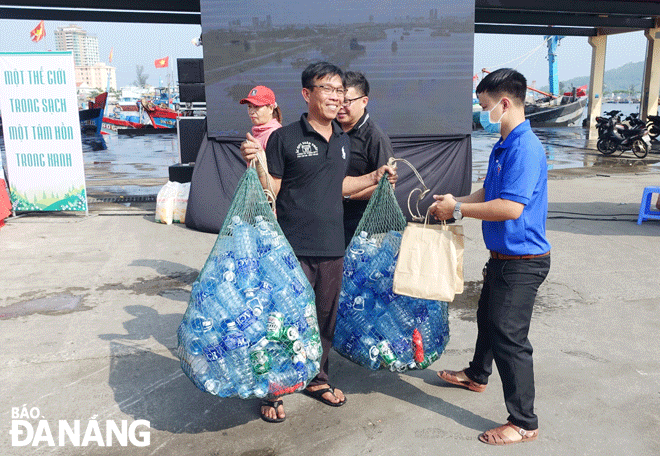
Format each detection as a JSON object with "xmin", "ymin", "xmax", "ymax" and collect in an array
[
  {"xmin": 333, "ymin": 176, "xmax": 450, "ymax": 372},
  {"xmin": 176, "ymin": 167, "xmax": 321, "ymax": 399}
]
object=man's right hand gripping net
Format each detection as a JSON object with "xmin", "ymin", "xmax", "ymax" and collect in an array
[
  {"xmin": 333, "ymin": 164, "xmax": 450, "ymax": 372},
  {"xmin": 176, "ymin": 167, "xmax": 321, "ymax": 399}
]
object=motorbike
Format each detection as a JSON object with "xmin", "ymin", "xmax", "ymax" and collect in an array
[
  {"xmin": 646, "ymin": 114, "xmax": 660, "ymax": 140},
  {"xmin": 595, "ymin": 110, "xmax": 621, "ymax": 138},
  {"xmin": 597, "ymin": 112, "xmax": 651, "ymax": 158}
]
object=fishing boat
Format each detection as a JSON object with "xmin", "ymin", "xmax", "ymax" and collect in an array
[
  {"xmin": 102, "ymin": 100, "xmax": 147, "ymax": 134},
  {"xmin": 140, "ymin": 99, "xmax": 179, "ymax": 129},
  {"xmin": 79, "ymin": 91, "xmax": 107, "ymax": 136},
  {"xmin": 473, "ymin": 36, "xmax": 587, "ymax": 129},
  {"xmin": 101, "ymin": 115, "xmax": 145, "ymax": 134},
  {"xmin": 524, "ymin": 90, "xmax": 587, "ymax": 127}
]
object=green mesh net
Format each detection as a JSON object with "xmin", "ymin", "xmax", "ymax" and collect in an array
[
  {"xmin": 334, "ymin": 176, "xmax": 450, "ymax": 372},
  {"xmin": 354, "ymin": 175, "xmax": 408, "ymax": 240},
  {"xmin": 177, "ymin": 167, "xmax": 321, "ymax": 399}
]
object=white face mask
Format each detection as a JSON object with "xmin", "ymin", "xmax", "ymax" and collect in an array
[{"xmin": 479, "ymin": 98, "xmax": 505, "ymax": 134}]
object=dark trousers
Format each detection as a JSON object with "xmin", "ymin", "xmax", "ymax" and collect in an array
[
  {"xmin": 298, "ymin": 255, "xmax": 344, "ymax": 387},
  {"xmin": 465, "ymin": 255, "xmax": 550, "ymax": 430}
]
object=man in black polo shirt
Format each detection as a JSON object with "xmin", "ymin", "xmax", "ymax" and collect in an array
[
  {"xmin": 241, "ymin": 62, "xmax": 396, "ymax": 423},
  {"xmin": 337, "ymin": 71, "xmax": 395, "ymax": 247}
]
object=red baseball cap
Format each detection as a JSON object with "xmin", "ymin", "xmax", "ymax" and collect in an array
[{"xmin": 240, "ymin": 86, "xmax": 276, "ymax": 106}]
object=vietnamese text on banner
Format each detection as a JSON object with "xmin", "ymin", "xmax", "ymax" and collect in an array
[{"xmin": 0, "ymin": 52, "xmax": 87, "ymax": 212}]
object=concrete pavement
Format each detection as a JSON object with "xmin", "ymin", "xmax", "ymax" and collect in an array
[{"xmin": 1, "ymin": 169, "xmax": 659, "ymax": 455}]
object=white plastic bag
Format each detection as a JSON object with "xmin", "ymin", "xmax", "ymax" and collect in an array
[
  {"xmin": 173, "ymin": 182, "xmax": 190, "ymax": 224},
  {"xmin": 156, "ymin": 181, "xmax": 178, "ymax": 224}
]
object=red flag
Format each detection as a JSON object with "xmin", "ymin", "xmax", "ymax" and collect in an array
[
  {"xmin": 109, "ymin": 48, "xmax": 113, "ymax": 63},
  {"xmin": 154, "ymin": 57, "xmax": 169, "ymax": 68},
  {"xmin": 30, "ymin": 20, "xmax": 45, "ymax": 43}
]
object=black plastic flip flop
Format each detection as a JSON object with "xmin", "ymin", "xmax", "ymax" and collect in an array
[
  {"xmin": 260, "ymin": 399, "xmax": 286, "ymax": 423},
  {"xmin": 302, "ymin": 386, "xmax": 347, "ymax": 407}
]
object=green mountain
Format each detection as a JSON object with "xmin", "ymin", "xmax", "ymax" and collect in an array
[{"xmin": 540, "ymin": 61, "xmax": 645, "ymax": 93}]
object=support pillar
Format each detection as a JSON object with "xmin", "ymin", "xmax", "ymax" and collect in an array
[
  {"xmin": 640, "ymin": 26, "xmax": 660, "ymax": 121},
  {"xmin": 587, "ymin": 33, "xmax": 607, "ymax": 139}
]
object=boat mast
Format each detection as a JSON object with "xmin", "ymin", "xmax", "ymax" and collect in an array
[{"xmin": 545, "ymin": 35, "xmax": 563, "ymax": 96}]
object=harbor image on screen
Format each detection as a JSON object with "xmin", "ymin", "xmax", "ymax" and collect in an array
[{"xmin": 200, "ymin": 0, "xmax": 474, "ymax": 138}]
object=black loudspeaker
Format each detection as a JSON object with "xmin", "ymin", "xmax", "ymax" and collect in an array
[
  {"xmin": 177, "ymin": 58, "xmax": 204, "ymax": 84},
  {"xmin": 180, "ymin": 83, "xmax": 206, "ymax": 102},
  {"xmin": 177, "ymin": 117, "xmax": 206, "ymax": 164},
  {"xmin": 169, "ymin": 164, "xmax": 194, "ymax": 184}
]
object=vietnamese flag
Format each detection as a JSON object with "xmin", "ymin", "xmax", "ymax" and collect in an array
[
  {"xmin": 30, "ymin": 20, "xmax": 46, "ymax": 43},
  {"xmin": 154, "ymin": 56, "xmax": 169, "ymax": 68}
]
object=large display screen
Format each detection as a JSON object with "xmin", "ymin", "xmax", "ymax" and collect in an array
[{"xmin": 200, "ymin": 0, "xmax": 474, "ymax": 138}]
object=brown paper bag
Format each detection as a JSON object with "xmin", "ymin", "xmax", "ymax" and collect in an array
[{"xmin": 393, "ymin": 220, "xmax": 464, "ymax": 302}]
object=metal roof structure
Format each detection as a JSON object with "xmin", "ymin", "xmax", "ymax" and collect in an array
[{"xmin": 1, "ymin": 1, "xmax": 660, "ymax": 35}]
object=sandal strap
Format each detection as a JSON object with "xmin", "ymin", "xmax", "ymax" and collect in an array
[{"xmin": 261, "ymin": 399, "xmax": 283, "ymax": 408}]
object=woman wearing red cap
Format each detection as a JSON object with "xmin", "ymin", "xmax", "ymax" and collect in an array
[{"xmin": 240, "ymin": 85, "xmax": 282, "ymax": 151}]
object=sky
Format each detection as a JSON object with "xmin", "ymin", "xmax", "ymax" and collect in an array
[{"xmin": 0, "ymin": 19, "xmax": 649, "ymax": 90}]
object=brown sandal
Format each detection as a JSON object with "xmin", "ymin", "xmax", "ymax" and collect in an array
[
  {"xmin": 478, "ymin": 422, "xmax": 538, "ymax": 445},
  {"xmin": 437, "ymin": 369, "xmax": 487, "ymax": 393}
]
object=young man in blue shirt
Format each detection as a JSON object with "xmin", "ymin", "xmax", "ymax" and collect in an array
[{"xmin": 430, "ymin": 68, "xmax": 551, "ymax": 446}]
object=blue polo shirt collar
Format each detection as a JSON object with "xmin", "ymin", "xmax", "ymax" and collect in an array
[{"xmin": 494, "ymin": 120, "xmax": 532, "ymax": 151}]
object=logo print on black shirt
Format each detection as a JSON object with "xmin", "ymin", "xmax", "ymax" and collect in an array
[{"xmin": 295, "ymin": 141, "xmax": 319, "ymax": 158}]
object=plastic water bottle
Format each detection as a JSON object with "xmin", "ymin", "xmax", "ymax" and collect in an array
[
  {"xmin": 216, "ymin": 280, "xmax": 246, "ymax": 319},
  {"xmin": 366, "ymin": 246, "xmax": 396, "ymax": 282},
  {"xmin": 363, "ymin": 237, "xmax": 379, "ymax": 263},
  {"xmin": 217, "ymin": 280, "xmax": 265, "ymax": 344},
  {"xmin": 232, "ymin": 216, "xmax": 260, "ymax": 290},
  {"xmin": 268, "ymin": 361, "xmax": 308, "ymax": 396},
  {"xmin": 387, "ymin": 297, "xmax": 416, "ymax": 333},
  {"xmin": 189, "ymin": 309, "xmax": 215, "ymax": 335},
  {"xmin": 182, "ymin": 353, "xmax": 212, "ymax": 391},
  {"xmin": 255, "ymin": 215, "xmax": 278, "ymax": 257},
  {"xmin": 359, "ymin": 331, "xmax": 382, "ymax": 370},
  {"xmin": 214, "ymin": 235, "xmax": 234, "ymax": 257},
  {"xmin": 304, "ymin": 359, "xmax": 320, "ymax": 380},
  {"xmin": 272, "ymin": 284, "xmax": 301, "ymax": 323},
  {"xmin": 190, "ymin": 278, "xmax": 218, "ymax": 309},
  {"xmin": 303, "ymin": 303, "xmax": 319, "ymax": 334},
  {"xmin": 193, "ymin": 331, "xmax": 236, "ymax": 396},
  {"xmin": 236, "ymin": 306, "xmax": 267, "ymax": 344},
  {"xmin": 221, "ymin": 321, "xmax": 254, "ymax": 398},
  {"xmin": 244, "ymin": 280, "xmax": 274, "ymax": 312},
  {"xmin": 373, "ymin": 275, "xmax": 394, "ymax": 296},
  {"xmin": 344, "ymin": 233, "xmax": 368, "ymax": 278},
  {"xmin": 351, "ymin": 290, "xmax": 376, "ymax": 313},
  {"xmin": 259, "ymin": 249, "xmax": 291, "ymax": 284},
  {"xmin": 381, "ymin": 230, "xmax": 403, "ymax": 255}
]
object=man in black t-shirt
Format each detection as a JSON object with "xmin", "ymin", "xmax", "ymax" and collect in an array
[
  {"xmin": 241, "ymin": 62, "xmax": 396, "ymax": 423},
  {"xmin": 337, "ymin": 71, "xmax": 395, "ymax": 246}
]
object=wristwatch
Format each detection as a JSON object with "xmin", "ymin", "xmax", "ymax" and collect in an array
[{"xmin": 452, "ymin": 202, "xmax": 463, "ymax": 221}]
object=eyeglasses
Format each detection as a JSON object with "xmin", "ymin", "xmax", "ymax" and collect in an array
[
  {"xmin": 342, "ymin": 95, "xmax": 366, "ymax": 107},
  {"xmin": 309, "ymin": 84, "xmax": 346, "ymax": 97}
]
